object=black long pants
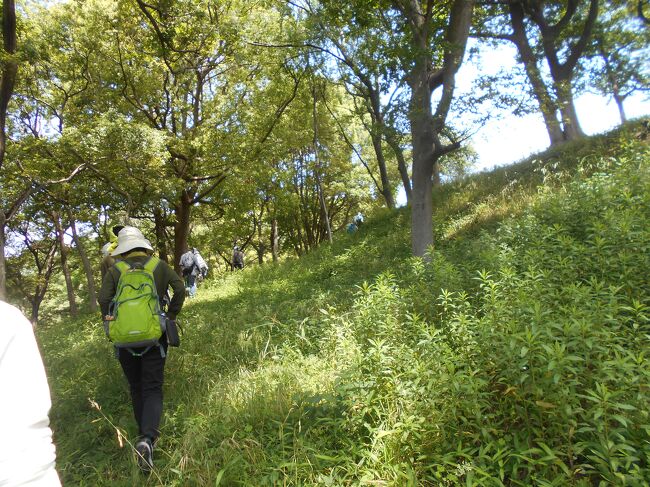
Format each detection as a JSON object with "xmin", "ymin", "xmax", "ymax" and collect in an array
[{"xmin": 118, "ymin": 345, "xmax": 166, "ymax": 441}]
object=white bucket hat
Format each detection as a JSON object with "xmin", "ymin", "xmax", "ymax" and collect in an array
[
  {"xmin": 101, "ymin": 242, "xmax": 112, "ymax": 258},
  {"xmin": 110, "ymin": 226, "xmax": 153, "ymax": 256}
]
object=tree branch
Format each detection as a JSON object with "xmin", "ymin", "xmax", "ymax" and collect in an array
[
  {"xmin": 322, "ymin": 97, "xmax": 383, "ymax": 192},
  {"xmin": 258, "ymin": 67, "xmax": 303, "ymax": 145},
  {"xmin": 639, "ymin": 0, "xmax": 650, "ymax": 24}
]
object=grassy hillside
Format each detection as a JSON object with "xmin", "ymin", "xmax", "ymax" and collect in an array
[{"xmin": 38, "ymin": 122, "xmax": 650, "ymax": 486}]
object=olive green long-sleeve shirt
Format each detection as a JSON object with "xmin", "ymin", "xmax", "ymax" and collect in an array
[{"xmin": 99, "ymin": 253, "xmax": 185, "ymax": 320}]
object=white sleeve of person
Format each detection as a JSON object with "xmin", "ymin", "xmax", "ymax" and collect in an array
[
  {"xmin": 194, "ymin": 252, "xmax": 208, "ymax": 272},
  {"xmin": 0, "ymin": 301, "xmax": 62, "ymax": 487}
]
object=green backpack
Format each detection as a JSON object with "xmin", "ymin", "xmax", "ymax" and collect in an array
[{"xmin": 106, "ymin": 257, "xmax": 166, "ymax": 351}]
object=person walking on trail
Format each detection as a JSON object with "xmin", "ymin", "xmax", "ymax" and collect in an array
[
  {"xmin": 179, "ymin": 247, "xmax": 208, "ymax": 297},
  {"xmin": 0, "ymin": 300, "xmax": 62, "ymax": 486},
  {"xmin": 232, "ymin": 245, "xmax": 245, "ymax": 270},
  {"xmin": 193, "ymin": 248, "xmax": 209, "ymax": 282},
  {"xmin": 354, "ymin": 212, "xmax": 364, "ymax": 227},
  {"xmin": 99, "ymin": 226, "xmax": 185, "ymax": 473}
]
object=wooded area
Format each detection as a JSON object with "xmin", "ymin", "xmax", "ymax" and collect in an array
[{"xmin": 0, "ymin": 0, "xmax": 647, "ymax": 322}]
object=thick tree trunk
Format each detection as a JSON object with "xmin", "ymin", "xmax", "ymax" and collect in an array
[
  {"xmin": 31, "ymin": 299, "xmax": 40, "ymax": 325},
  {"xmin": 153, "ymin": 207, "xmax": 169, "ymax": 263},
  {"xmin": 53, "ymin": 212, "xmax": 78, "ymax": 316},
  {"xmin": 67, "ymin": 212, "xmax": 97, "ymax": 313},
  {"xmin": 173, "ymin": 190, "xmax": 192, "ymax": 274},
  {"xmin": 0, "ymin": 0, "xmax": 17, "ymax": 169},
  {"xmin": 554, "ymin": 79, "xmax": 585, "ymax": 140},
  {"xmin": 528, "ymin": 67, "xmax": 565, "ymax": 145},
  {"xmin": 410, "ymin": 151, "xmax": 436, "ymax": 257},
  {"xmin": 403, "ymin": 0, "xmax": 474, "ymax": 257},
  {"xmin": 614, "ymin": 94, "xmax": 627, "ymax": 123},
  {"xmin": 30, "ymin": 276, "xmax": 52, "ymax": 326},
  {"xmin": 409, "ymin": 66, "xmax": 437, "ymax": 257},
  {"xmin": 0, "ymin": 0, "xmax": 18, "ymax": 299}
]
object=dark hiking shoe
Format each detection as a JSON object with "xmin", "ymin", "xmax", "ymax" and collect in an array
[{"xmin": 135, "ymin": 438, "xmax": 153, "ymax": 472}]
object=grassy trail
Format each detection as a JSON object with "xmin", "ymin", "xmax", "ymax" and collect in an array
[{"xmin": 39, "ymin": 122, "xmax": 650, "ymax": 486}]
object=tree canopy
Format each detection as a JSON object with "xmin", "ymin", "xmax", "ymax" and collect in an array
[{"xmin": 0, "ymin": 0, "xmax": 647, "ymax": 317}]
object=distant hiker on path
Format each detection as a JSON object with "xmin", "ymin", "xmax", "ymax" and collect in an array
[
  {"xmin": 354, "ymin": 212, "xmax": 364, "ymax": 227},
  {"xmin": 0, "ymin": 300, "xmax": 62, "ymax": 486},
  {"xmin": 179, "ymin": 247, "xmax": 208, "ymax": 297},
  {"xmin": 232, "ymin": 245, "xmax": 245, "ymax": 270},
  {"xmin": 99, "ymin": 226, "xmax": 185, "ymax": 473}
]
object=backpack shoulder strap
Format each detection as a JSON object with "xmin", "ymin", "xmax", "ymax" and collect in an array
[
  {"xmin": 115, "ymin": 260, "xmax": 131, "ymax": 274},
  {"xmin": 144, "ymin": 256, "xmax": 161, "ymax": 276}
]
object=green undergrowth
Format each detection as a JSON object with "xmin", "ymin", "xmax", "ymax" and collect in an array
[{"xmin": 38, "ymin": 122, "xmax": 650, "ymax": 486}]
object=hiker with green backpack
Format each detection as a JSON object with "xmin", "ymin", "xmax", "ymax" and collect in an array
[{"xmin": 98, "ymin": 226, "xmax": 185, "ymax": 473}]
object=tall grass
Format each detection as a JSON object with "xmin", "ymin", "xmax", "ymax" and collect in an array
[{"xmin": 38, "ymin": 122, "xmax": 650, "ymax": 485}]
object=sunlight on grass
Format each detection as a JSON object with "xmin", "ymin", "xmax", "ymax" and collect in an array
[{"xmin": 39, "ymin": 122, "xmax": 650, "ymax": 485}]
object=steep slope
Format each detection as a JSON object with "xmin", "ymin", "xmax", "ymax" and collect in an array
[{"xmin": 39, "ymin": 121, "xmax": 650, "ymax": 486}]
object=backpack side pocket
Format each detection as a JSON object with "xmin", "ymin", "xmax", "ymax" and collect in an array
[{"xmin": 166, "ymin": 318, "xmax": 181, "ymax": 347}]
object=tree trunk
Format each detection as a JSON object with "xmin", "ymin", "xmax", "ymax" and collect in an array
[
  {"xmin": 256, "ymin": 244, "xmax": 265, "ymax": 264},
  {"xmin": 67, "ymin": 211, "xmax": 97, "ymax": 313},
  {"xmin": 385, "ymin": 132, "xmax": 412, "ymax": 205},
  {"xmin": 596, "ymin": 37, "xmax": 627, "ymax": 124},
  {"xmin": 411, "ymin": 152, "xmax": 436, "ymax": 257},
  {"xmin": 30, "ymin": 242, "xmax": 58, "ymax": 326},
  {"xmin": 366, "ymin": 91, "xmax": 395, "ymax": 208},
  {"xmin": 407, "ymin": 39, "xmax": 434, "ymax": 258},
  {"xmin": 402, "ymin": 0, "xmax": 474, "ymax": 257},
  {"xmin": 0, "ymin": 0, "xmax": 18, "ymax": 299},
  {"xmin": 317, "ymin": 181, "xmax": 332, "ymax": 244},
  {"xmin": 271, "ymin": 217, "xmax": 279, "ymax": 262},
  {"xmin": 31, "ymin": 299, "xmax": 40, "ymax": 326},
  {"xmin": 255, "ymin": 214, "xmax": 265, "ymax": 264},
  {"xmin": 153, "ymin": 207, "xmax": 169, "ymax": 263},
  {"xmin": 0, "ymin": 0, "xmax": 17, "ymax": 169},
  {"xmin": 53, "ymin": 211, "xmax": 78, "ymax": 316},
  {"xmin": 408, "ymin": 58, "xmax": 437, "ymax": 256},
  {"xmin": 614, "ymin": 93, "xmax": 627, "ymax": 123},
  {"xmin": 173, "ymin": 190, "xmax": 192, "ymax": 273},
  {"xmin": 526, "ymin": 0, "xmax": 597, "ymax": 143},
  {"xmin": 0, "ymin": 211, "xmax": 6, "ymax": 300},
  {"xmin": 509, "ymin": 2, "xmax": 564, "ymax": 145},
  {"xmin": 554, "ymin": 79, "xmax": 585, "ymax": 140},
  {"xmin": 608, "ymin": 70, "xmax": 627, "ymax": 123},
  {"xmin": 370, "ymin": 127, "xmax": 395, "ymax": 208},
  {"xmin": 527, "ymin": 64, "xmax": 565, "ymax": 145},
  {"xmin": 312, "ymin": 82, "xmax": 333, "ymax": 244}
]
